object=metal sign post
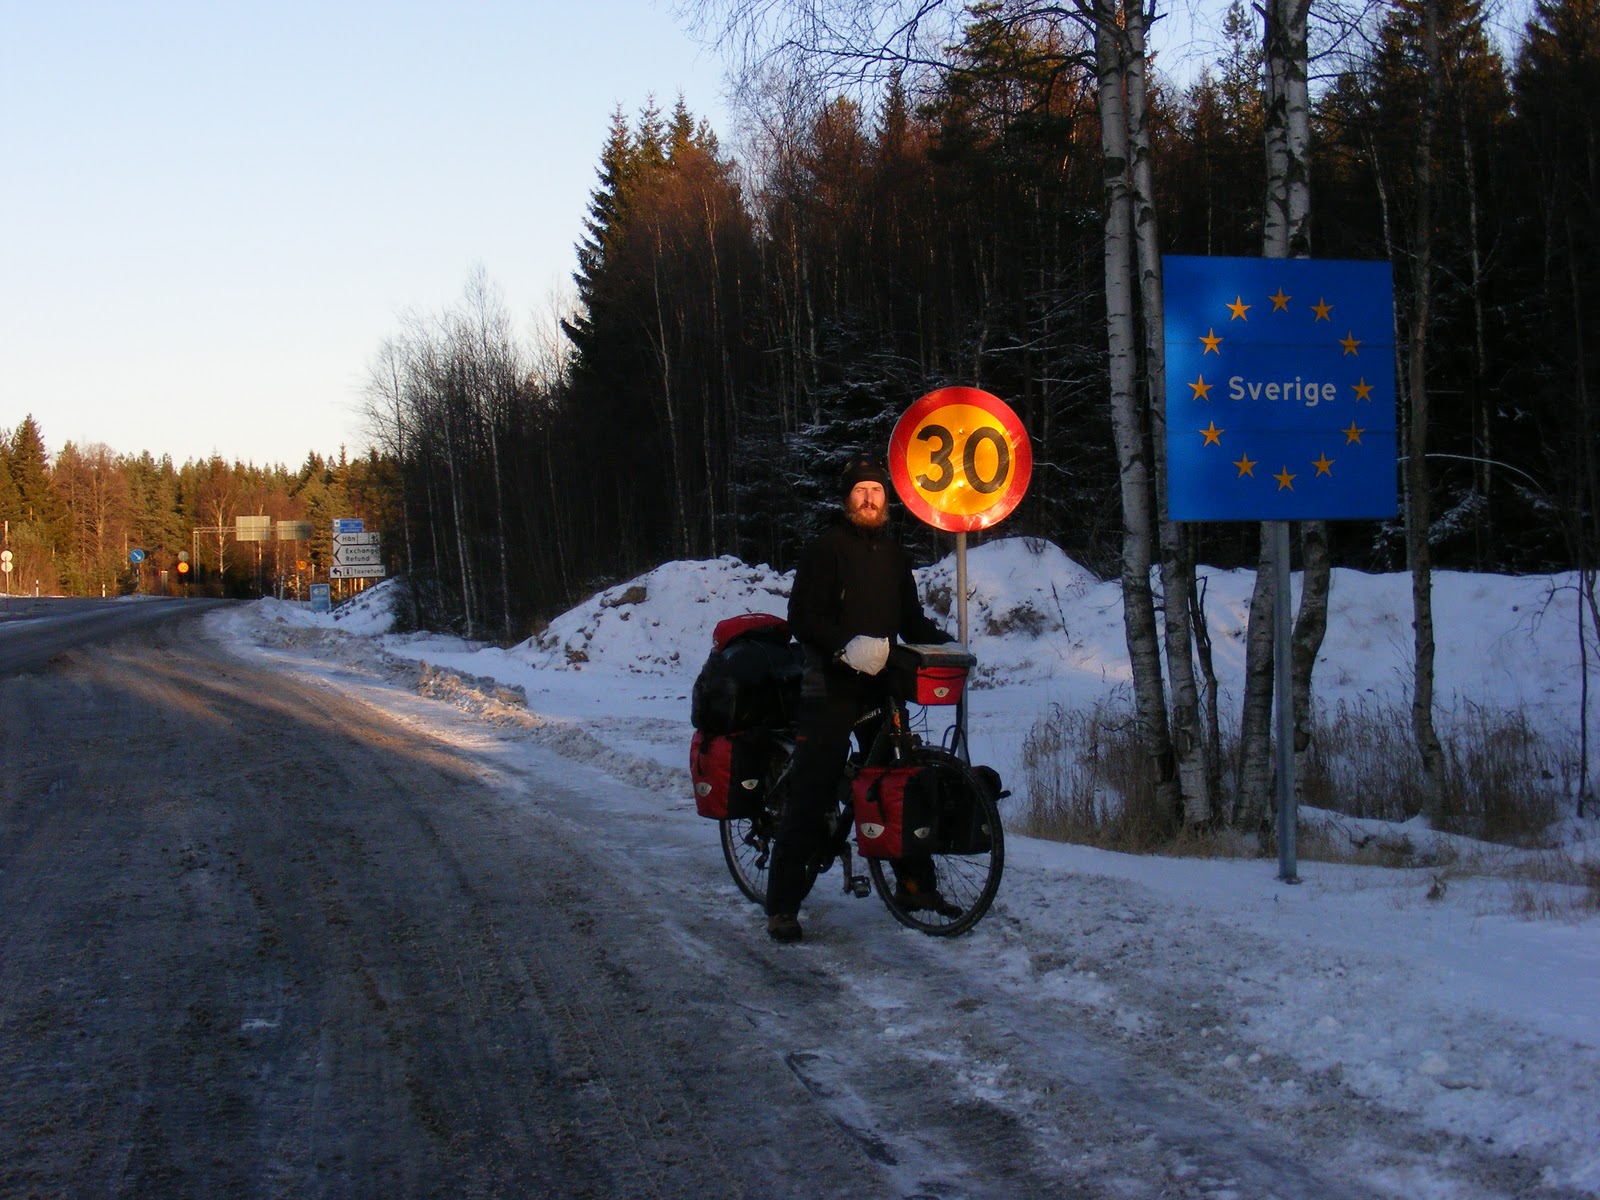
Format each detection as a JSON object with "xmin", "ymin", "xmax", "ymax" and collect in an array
[
  {"xmin": 1271, "ymin": 520, "xmax": 1298, "ymax": 881},
  {"xmin": 888, "ymin": 387, "xmax": 1033, "ymax": 764}
]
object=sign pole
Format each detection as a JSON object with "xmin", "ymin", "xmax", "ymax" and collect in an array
[
  {"xmin": 1272, "ymin": 520, "xmax": 1299, "ymax": 883},
  {"xmin": 956, "ymin": 530, "xmax": 970, "ymax": 763},
  {"xmin": 888, "ymin": 387, "xmax": 1031, "ymax": 766},
  {"xmin": 956, "ymin": 531, "xmax": 969, "ymax": 645}
]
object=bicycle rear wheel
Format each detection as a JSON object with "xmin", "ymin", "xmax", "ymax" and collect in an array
[
  {"xmin": 720, "ymin": 800, "xmax": 780, "ymax": 906},
  {"xmin": 719, "ymin": 746, "xmax": 793, "ymax": 906},
  {"xmin": 867, "ymin": 752, "xmax": 1004, "ymax": 936}
]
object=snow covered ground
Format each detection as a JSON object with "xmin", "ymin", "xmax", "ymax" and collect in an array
[{"xmin": 212, "ymin": 539, "xmax": 1600, "ymax": 1197}]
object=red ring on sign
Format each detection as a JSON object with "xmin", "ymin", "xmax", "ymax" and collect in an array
[{"xmin": 889, "ymin": 387, "xmax": 1032, "ymax": 533}]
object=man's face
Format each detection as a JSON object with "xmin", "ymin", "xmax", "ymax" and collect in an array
[{"xmin": 846, "ymin": 481, "xmax": 888, "ymax": 529}]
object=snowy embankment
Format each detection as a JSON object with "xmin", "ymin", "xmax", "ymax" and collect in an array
[{"xmin": 212, "ymin": 538, "xmax": 1600, "ymax": 1196}]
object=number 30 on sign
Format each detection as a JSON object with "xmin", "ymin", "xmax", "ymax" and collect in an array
[{"xmin": 889, "ymin": 387, "xmax": 1032, "ymax": 532}]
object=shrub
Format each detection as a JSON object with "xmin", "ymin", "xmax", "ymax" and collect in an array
[
  {"xmin": 1018, "ymin": 698, "xmax": 1175, "ymax": 851},
  {"xmin": 1300, "ymin": 697, "xmax": 1568, "ymax": 848},
  {"xmin": 1021, "ymin": 692, "xmax": 1576, "ymax": 854}
]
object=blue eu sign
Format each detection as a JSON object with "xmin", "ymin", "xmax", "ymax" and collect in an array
[{"xmin": 1163, "ymin": 255, "xmax": 1399, "ymax": 522}]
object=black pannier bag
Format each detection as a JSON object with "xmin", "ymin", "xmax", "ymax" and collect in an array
[
  {"xmin": 928, "ymin": 764, "xmax": 1001, "ymax": 855},
  {"xmin": 690, "ymin": 613, "xmax": 804, "ymax": 733}
]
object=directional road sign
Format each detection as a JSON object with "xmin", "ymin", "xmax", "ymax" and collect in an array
[
  {"xmin": 331, "ymin": 531, "xmax": 385, "ymax": 579},
  {"xmin": 334, "ymin": 544, "xmax": 383, "ymax": 567}
]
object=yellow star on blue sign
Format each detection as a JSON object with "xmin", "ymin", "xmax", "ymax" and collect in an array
[{"xmin": 1163, "ymin": 255, "xmax": 1398, "ymax": 522}]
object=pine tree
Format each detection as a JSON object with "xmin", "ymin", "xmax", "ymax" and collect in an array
[
  {"xmin": 0, "ymin": 426, "xmax": 21, "ymax": 522},
  {"xmin": 5, "ymin": 416, "xmax": 65, "ymax": 591},
  {"xmin": 564, "ymin": 107, "xmax": 637, "ymax": 366}
]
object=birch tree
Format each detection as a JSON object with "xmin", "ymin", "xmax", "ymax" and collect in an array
[{"xmin": 1235, "ymin": 0, "xmax": 1330, "ymax": 832}]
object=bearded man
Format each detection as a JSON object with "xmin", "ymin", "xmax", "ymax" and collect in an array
[{"xmin": 763, "ymin": 453, "xmax": 955, "ymax": 943}]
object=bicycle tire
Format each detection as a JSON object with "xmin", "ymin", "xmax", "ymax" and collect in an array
[
  {"xmin": 866, "ymin": 750, "xmax": 1004, "ymax": 937},
  {"xmin": 720, "ymin": 811, "xmax": 775, "ymax": 906}
]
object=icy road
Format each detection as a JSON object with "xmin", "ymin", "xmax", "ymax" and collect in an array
[{"xmin": 0, "ymin": 601, "xmax": 1583, "ymax": 1199}]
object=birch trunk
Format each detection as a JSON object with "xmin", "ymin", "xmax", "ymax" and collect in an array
[
  {"xmin": 1097, "ymin": 0, "xmax": 1174, "ymax": 805},
  {"xmin": 442, "ymin": 403, "xmax": 477, "ymax": 642},
  {"xmin": 1126, "ymin": 9, "xmax": 1202, "ymax": 822},
  {"xmin": 1267, "ymin": 0, "xmax": 1330, "ymax": 811},
  {"xmin": 1408, "ymin": 0, "xmax": 1448, "ymax": 818},
  {"xmin": 1236, "ymin": 526, "xmax": 1277, "ymax": 835},
  {"xmin": 1239, "ymin": 0, "xmax": 1327, "ymax": 830},
  {"xmin": 386, "ymin": 356, "xmax": 419, "ymax": 628}
]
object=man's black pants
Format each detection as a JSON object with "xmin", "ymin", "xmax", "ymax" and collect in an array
[{"xmin": 764, "ymin": 669, "xmax": 879, "ymax": 918}]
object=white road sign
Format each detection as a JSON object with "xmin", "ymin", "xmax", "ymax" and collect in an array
[
  {"xmin": 333, "ymin": 544, "xmax": 383, "ymax": 567},
  {"xmin": 330, "ymin": 530, "xmax": 385, "ymax": 579}
]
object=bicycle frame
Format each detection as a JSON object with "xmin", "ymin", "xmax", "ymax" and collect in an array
[{"xmin": 715, "ymin": 656, "xmax": 1005, "ymax": 936}]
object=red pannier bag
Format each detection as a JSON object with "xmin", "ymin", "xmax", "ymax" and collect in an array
[
  {"xmin": 887, "ymin": 643, "xmax": 976, "ymax": 706},
  {"xmin": 851, "ymin": 765, "xmax": 941, "ymax": 859},
  {"xmin": 711, "ymin": 611, "xmax": 789, "ymax": 650},
  {"xmin": 689, "ymin": 729, "xmax": 770, "ymax": 820}
]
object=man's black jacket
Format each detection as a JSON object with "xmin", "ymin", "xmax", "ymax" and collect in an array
[{"xmin": 786, "ymin": 518, "xmax": 951, "ymax": 666}]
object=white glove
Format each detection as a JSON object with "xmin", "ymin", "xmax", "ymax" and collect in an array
[{"xmin": 839, "ymin": 635, "xmax": 890, "ymax": 676}]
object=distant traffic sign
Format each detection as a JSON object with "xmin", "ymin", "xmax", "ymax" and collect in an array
[
  {"xmin": 235, "ymin": 516, "xmax": 273, "ymax": 542},
  {"xmin": 129, "ymin": 548, "xmax": 146, "ymax": 564},
  {"xmin": 331, "ymin": 530, "xmax": 385, "ymax": 579},
  {"xmin": 333, "ymin": 544, "xmax": 383, "ymax": 567},
  {"xmin": 334, "ymin": 518, "xmax": 365, "ymax": 535}
]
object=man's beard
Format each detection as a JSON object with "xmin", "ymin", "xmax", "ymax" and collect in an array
[{"xmin": 847, "ymin": 498, "xmax": 888, "ymax": 529}]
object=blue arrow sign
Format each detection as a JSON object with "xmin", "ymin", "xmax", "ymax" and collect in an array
[
  {"xmin": 129, "ymin": 548, "xmax": 146, "ymax": 564},
  {"xmin": 1163, "ymin": 255, "xmax": 1399, "ymax": 522}
]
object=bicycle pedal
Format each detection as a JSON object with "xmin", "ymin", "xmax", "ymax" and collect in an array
[{"xmin": 848, "ymin": 875, "xmax": 872, "ymax": 898}]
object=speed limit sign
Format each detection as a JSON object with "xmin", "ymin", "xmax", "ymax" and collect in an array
[{"xmin": 888, "ymin": 387, "xmax": 1032, "ymax": 532}]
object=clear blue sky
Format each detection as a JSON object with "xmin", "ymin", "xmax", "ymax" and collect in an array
[
  {"xmin": 5, "ymin": 2, "xmax": 1536, "ymax": 472},
  {"xmin": 1, "ymin": 1, "xmax": 730, "ymax": 468}
]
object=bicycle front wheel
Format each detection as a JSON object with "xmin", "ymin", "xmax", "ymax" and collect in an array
[{"xmin": 867, "ymin": 753, "xmax": 1004, "ymax": 937}]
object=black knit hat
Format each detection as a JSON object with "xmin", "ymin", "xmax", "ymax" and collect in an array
[{"xmin": 840, "ymin": 453, "xmax": 891, "ymax": 496}]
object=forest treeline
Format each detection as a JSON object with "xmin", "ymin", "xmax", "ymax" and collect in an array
[
  {"xmin": 10, "ymin": 0, "xmax": 1594, "ymax": 643},
  {"xmin": 8, "ymin": 0, "xmax": 1593, "ymax": 828},
  {"xmin": 364, "ymin": 0, "xmax": 1596, "ymax": 644},
  {"xmin": 0, "ymin": 413, "xmax": 399, "ymax": 598}
]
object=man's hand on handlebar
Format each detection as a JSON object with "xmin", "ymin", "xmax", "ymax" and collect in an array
[{"xmin": 839, "ymin": 635, "xmax": 890, "ymax": 676}]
